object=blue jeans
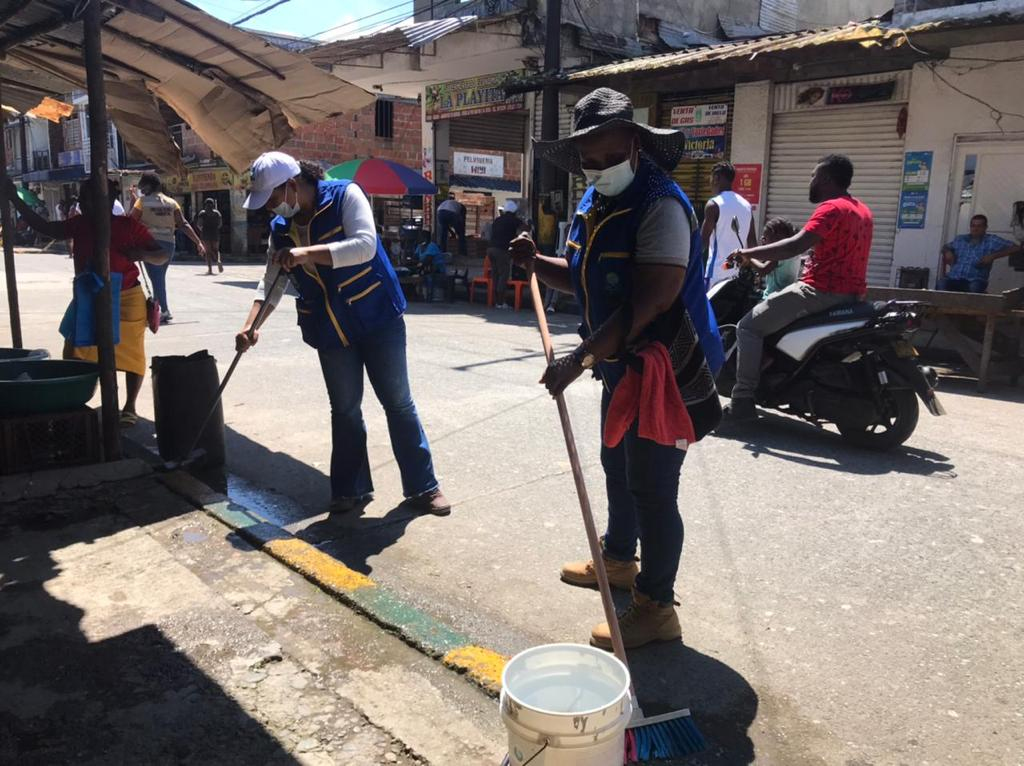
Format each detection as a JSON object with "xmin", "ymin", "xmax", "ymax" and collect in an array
[
  {"xmin": 599, "ymin": 379, "xmax": 687, "ymax": 604},
  {"xmin": 144, "ymin": 241, "xmax": 175, "ymax": 314},
  {"xmin": 937, "ymin": 276, "xmax": 987, "ymax": 293},
  {"xmin": 317, "ymin": 316, "xmax": 438, "ymax": 501}
]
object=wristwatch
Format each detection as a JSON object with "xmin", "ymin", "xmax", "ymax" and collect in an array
[{"xmin": 572, "ymin": 347, "xmax": 597, "ymax": 370}]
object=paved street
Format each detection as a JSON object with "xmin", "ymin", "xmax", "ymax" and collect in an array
[{"xmin": 5, "ymin": 250, "xmax": 1024, "ymax": 765}]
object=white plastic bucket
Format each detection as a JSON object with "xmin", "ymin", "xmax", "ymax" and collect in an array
[{"xmin": 500, "ymin": 643, "xmax": 632, "ymax": 766}]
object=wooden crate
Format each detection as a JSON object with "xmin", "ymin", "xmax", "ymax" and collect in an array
[{"xmin": 0, "ymin": 407, "xmax": 102, "ymax": 475}]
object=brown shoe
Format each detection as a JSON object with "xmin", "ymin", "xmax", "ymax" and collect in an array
[
  {"xmin": 590, "ymin": 589, "xmax": 682, "ymax": 650},
  {"xmin": 560, "ymin": 555, "xmax": 638, "ymax": 591},
  {"xmin": 401, "ymin": 488, "xmax": 451, "ymax": 516}
]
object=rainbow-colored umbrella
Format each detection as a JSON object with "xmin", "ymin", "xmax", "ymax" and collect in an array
[{"xmin": 325, "ymin": 159, "xmax": 437, "ymax": 196}]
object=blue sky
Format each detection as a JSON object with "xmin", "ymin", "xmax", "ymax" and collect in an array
[{"xmin": 192, "ymin": 0, "xmax": 414, "ymax": 40}]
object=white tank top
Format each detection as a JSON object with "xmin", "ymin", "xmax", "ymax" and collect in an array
[{"xmin": 705, "ymin": 190, "xmax": 753, "ymax": 289}]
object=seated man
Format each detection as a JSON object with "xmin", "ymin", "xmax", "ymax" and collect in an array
[
  {"xmin": 938, "ymin": 214, "xmax": 1019, "ymax": 293},
  {"xmin": 725, "ymin": 154, "xmax": 872, "ymax": 422},
  {"xmin": 414, "ymin": 231, "xmax": 445, "ymax": 301}
]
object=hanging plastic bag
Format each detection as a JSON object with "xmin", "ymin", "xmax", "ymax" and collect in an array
[{"xmin": 59, "ymin": 271, "xmax": 123, "ymax": 347}]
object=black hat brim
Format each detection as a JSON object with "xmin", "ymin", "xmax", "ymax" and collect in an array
[{"xmin": 533, "ymin": 118, "xmax": 687, "ymax": 174}]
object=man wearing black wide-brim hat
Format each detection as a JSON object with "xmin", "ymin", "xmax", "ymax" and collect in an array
[{"xmin": 511, "ymin": 88, "xmax": 723, "ymax": 649}]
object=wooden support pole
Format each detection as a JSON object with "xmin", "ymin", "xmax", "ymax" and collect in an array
[
  {"xmin": 83, "ymin": 0, "xmax": 121, "ymax": 461},
  {"xmin": 0, "ymin": 78, "xmax": 23, "ymax": 349}
]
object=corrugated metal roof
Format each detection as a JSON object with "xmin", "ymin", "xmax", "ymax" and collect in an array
[
  {"xmin": 307, "ymin": 14, "xmax": 484, "ymax": 64},
  {"xmin": 657, "ymin": 21, "xmax": 722, "ymax": 50},
  {"xmin": 718, "ymin": 15, "xmax": 770, "ymax": 40},
  {"xmin": 565, "ymin": 21, "xmax": 927, "ymax": 81}
]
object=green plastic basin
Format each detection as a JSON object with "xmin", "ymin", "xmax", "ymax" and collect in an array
[{"xmin": 0, "ymin": 360, "xmax": 100, "ymax": 416}]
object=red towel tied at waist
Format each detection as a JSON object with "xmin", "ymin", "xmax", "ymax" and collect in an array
[{"xmin": 603, "ymin": 342, "xmax": 695, "ymax": 450}]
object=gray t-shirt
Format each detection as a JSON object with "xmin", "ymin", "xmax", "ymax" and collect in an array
[{"xmin": 634, "ymin": 197, "xmax": 691, "ymax": 268}]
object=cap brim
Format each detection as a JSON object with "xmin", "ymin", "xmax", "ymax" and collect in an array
[{"xmin": 243, "ymin": 187, "xmax": 272, "ymax": 210}]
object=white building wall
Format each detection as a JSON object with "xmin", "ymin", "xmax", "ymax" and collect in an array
[
  {"xmin": 730, "ymin": 80, "xmax": 773, "ymax": 230},
  {"xmin": 893, "ymin": 41, "xmax": 1024, "ymax": 285}
]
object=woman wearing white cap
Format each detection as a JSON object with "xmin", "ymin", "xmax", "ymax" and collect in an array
[{"xmin": 236, "ymin": 152, "xmax": 450, "ymax": 516}]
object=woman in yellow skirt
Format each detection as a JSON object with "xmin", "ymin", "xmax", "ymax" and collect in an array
[{"xmin": 3, "ymin": 176, "xmax": 167, "ymax": 425}]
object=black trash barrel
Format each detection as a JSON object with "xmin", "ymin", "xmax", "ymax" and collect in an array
[{"xmin": 151, "ymin": 350, "xmax": 225, "ymax": 467}]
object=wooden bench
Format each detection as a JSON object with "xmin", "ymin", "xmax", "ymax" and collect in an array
[{"xmin": 866, "ymin": 286, "xmax": 1024, "ymax": 391}]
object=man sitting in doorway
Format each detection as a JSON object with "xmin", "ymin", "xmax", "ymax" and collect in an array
[{"xmin": 937, "ymin": 214, "xmax": 1019, "ymax": 293}]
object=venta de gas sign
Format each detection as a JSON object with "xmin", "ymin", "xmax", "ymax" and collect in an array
[{"xmin": 425, "ymin": 71, "xmax": 525, "ymax": 121}]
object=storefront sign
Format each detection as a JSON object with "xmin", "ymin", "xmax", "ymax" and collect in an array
[
  {"xmin": 796, "ymin": 81, "xmax": 896, "ymax": 109},
  {"xmin": 898, "ymin": 151, "xmax": 933, "ymax": 229},
  {"xmin": 733, "ymin": 163, "xmax": 763, "ymax": 206},
  {"xmin": 670, "ymin": 103, "xmax": 728, "ymax": 127},
  {"xmin": 425, "ymin": 71, "xmax": 525, "ymax": 121},
  {"xmin": 681, "ymin": 125, "xmax": 727, "ymax": 159},
  {"xmin": 163, "ymin": 166, "xmax": 241, "ymax": 194},
  {"xmin": 453, "ymin": 151, "xmax": 504, "ymax": 178}
]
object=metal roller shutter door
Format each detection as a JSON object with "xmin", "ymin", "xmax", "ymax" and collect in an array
[
  {"xmin": 658, "ymin": 91, "xmax": 734, "ymax": 213},
  {"xmin": 450, "ymin": 112, "xmax": 528, "ymax": 154},
  {"xmin": 766, "ymin": 105, "xmax": 905, "ymax": 286}
]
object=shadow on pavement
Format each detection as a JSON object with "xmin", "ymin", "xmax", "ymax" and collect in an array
[
  {"xmin": 932, "ymin": 374, "xmax": 1024, "ymax": 403},
  {"xmin": 710, "ymin": 411, "xmax": 956, "ymax": 477},
  {"xmin": 629, "ymin": 642, "xmax": 758, "ymax": 765},
  {"xmin": 216, "ymin": 280, "xmax": 261, "ymax": 290},
  {"xmin": 0, "ymin": 489, "xmax": 298, "ymax": 765}
]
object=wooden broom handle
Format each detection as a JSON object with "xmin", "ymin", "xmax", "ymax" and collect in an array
[{"xmin": 528, "ymin": 273, "xmax": 633, "ymax": 674}]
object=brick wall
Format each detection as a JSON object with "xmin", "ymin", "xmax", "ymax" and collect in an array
[{"xmin": 281, "ymin": 98, "xmax": 421, "ymax": 168}]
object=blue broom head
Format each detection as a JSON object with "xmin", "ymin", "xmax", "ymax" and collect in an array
[{"xmin": 624, "ymin": 711, "xmax": 707, "ymax": 763}]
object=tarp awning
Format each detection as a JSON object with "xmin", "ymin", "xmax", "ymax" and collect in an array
[{"xmin": 0, "ymin": 0, "xmax": 375, "ymax": 173}]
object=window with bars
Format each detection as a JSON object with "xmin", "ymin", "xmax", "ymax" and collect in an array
[{"xmin": 375, "ymin": 98, "xmax": 394, "ymax": 139}]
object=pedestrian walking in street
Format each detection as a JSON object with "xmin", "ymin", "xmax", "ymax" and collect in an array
[
  {"xmin": 236, "ymin": 152, "xmax": 451, "ymax": 516},
  {"xmin": 1, "ymin": 175, "xmax": 168, "ymax": 425},
  {"xmin": 725, "ymin": 154, "xmax": 873, "ymax": 422},
  {"xmin": 512, "ymin": 88, "xmax": 722, "ymax": 650},
  {"xmin": 435, "ymin": 192, "xmax": 467, "ymax": 257},
  {"xmin": 196, "ymin": 198, "xmax": 224, "ymax": 274},
  {"xmin": 488, "ymin": 200, "xmax": 526, "ymax": 309},
  {"xmin": 701, "ymin": 161, "xmax": 757, "ymax": 290},
  {"xmin": 130, "ymin": 172, "xmax": 206, "ymax": 323}
]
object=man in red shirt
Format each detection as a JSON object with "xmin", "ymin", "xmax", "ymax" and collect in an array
[{"xmin": 724, "ymin": 154, "xmax": 873, "ymax": 421}]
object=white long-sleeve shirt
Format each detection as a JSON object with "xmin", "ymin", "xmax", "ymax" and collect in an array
[{"xmin": 256, "ymin": 184, "xmax": 378, "ymax": 306}]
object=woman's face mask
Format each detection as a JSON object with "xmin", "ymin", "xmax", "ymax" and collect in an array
[
  {"xmin": 272, "ymin": 182, "xmax": 299, "ymax": 218},
  {"xmin": 582, "ymin": 141, "xmax": 638, "ymax": 197}
]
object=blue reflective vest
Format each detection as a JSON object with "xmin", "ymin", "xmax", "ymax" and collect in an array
[
  {"xmin": 566, "ymin": 158, "xmax": 724, "ymax": 382},
  {"xmin": 269, "ymin": 180, "xmax": 406, "ymax": 349}
]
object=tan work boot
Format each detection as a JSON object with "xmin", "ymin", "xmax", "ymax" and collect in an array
[
  {"xmin": 560, "ymin": 555, "xmax": 638, "ymax": 591},
  {"xmin": 590, "ymin": 589, "xmax": 682, "ymax": 650}
]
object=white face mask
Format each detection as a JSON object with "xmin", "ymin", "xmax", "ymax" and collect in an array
[
  {"xmin": 272, "ymin": 184, "xmax": 299, "ymax": 218},
  {"xmin": 583, "ymin": 155, "xmax": 636, "ymax": 197}
]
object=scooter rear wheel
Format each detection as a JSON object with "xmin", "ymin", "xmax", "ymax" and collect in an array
[{"xmin": 836, "ymin": 389, "xmax": 919, "ymax": 450}]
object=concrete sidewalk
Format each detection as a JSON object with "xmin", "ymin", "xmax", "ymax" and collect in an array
[{"xmin": 0, "ymin": 467, "xmax": 505, "ymax": 765}]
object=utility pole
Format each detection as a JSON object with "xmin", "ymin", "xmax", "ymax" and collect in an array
[
  {"xmin": 0, "ymin": 80, "xmax": 23, "ymax": 348},
  {"xmin": 83, "ymin": 0, "xmax": 121, "ymax": 461},
  {"xmin": 540, "ymin": 0, "xmax": 561, "ymax": 200}
]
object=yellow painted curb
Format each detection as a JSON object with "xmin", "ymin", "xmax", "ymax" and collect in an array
[
  {"xmin": 264, "ymin": 538, "xmax": 376, "ymax": 592},
  {"xmin": 443, "ymin": 645, "xmax": 508, "ymax": 693}
]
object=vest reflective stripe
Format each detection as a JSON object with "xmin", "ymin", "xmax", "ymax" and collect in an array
[
  {"xmin": 301, "ymin": 263, "xmax": 349, "ymax": 347},
  {"xmin": 579, "ymin": 207, "xmax": 634, "ymax": 334}
]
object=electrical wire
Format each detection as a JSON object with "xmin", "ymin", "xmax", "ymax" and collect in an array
[
  {"xmin": 234, "ymin": 0, "xmax": 294, "ymax": 26},
  {"xmin": 926, "ymin": 62, "xmax": 1024, "ymax": 133},
  {"xmin": 569, "ymin": 0, "xmax": 627, "ymax": 62}
]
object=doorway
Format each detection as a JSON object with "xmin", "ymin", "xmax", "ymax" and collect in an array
[{"xmin": 946, "ymin": 137, "xmax": 1024, "ymax": 293}]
